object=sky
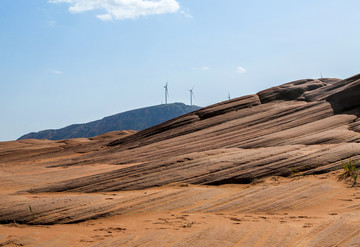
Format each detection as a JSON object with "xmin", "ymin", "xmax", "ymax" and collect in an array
[{"xmin": 1, "ymin": 0, "xmax": 360, "ymax": 141}]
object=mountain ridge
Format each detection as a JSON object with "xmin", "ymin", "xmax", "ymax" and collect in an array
[{"xmin": 18, "ymin": 102, "xmax": 200, "ymax": 140}]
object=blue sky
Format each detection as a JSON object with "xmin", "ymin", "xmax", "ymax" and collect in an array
[{"xmin": 1, "ymin": 0, "xmax": 360, "ymax": 141}]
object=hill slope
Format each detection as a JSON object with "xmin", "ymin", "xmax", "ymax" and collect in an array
[
  {"xmin": 17, "ymin": 73, "xmax": 360, "ymax": 193},
  {"xmin": 1, "ymin": 72, "xmax": 359, "ymax": 194},
  {"xmin": 18, "ymin": 103, "xmax": 200, "ymax": 140},
  {"xmin": 3, "ymin": 74, "xmax": 360, "ymax": 246}
]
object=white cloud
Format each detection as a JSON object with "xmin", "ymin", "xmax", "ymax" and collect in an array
[
  {"xmin": 52, "ymin": 70, "xmax": 64, "ymax": 74},
  {"xmin": 96, "ymin": 14, "xmax": 113, "ymax": 21},
  {"xmin": 236, "ymin": 66, "xmax": 246, "ymax": 74},
  {"xmin": 202, "ymin": 66, "xmax": 210, "ymax": 71},
  {"xmin": 49, "ymin": 0, "xmax": 180, "ymax": 21}
]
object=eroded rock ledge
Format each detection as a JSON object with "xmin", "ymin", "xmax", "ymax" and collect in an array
[{"xmin": 1, "ymin": 73, "xmax": 354, "ymax": 194}]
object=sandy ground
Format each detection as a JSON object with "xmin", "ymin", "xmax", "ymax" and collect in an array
[{"xmin": 1, "ymin": 171, "xmax": 360, "ymax": 247}]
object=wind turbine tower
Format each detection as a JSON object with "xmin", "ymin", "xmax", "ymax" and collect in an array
[
  {"xmin": 164, "ymin": 82, "xmax": 169, "ymax": 104},
  {"xmin": 189, "ymin": 86, "xmax": 195, "ymax": 106},
  {"xmin": 228, "ymin": 92, "xmax": 231, "ymax": 101}
]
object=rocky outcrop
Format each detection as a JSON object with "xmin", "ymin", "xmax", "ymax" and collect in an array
[
  {"xmin": 2, "ymin": 72, "xmax": 360, "ymax": 229},
  {"xmin": 3, "ymin": 72, "xmax": 360, "ymax": 239},
  {"xmin": 305, "ymin": 73, "xmax": 360, "ymax": 102},
  {"xmin": 195, "ymin": 94, "xmax": 261, "ymax": 119},
  {"xmin": 325, "ymin": 74, "xmax": 360, "ymax": 114},
  {"xmin": 1, "ymin": 73, "xmax": 360, "ymax": 195},
  {"xmin": 3, "ymin": 73, "xmax": 355, "ymax": 194},
  {"xmin": 0, "ymin": 177, "xmax": 341, "ymax": 224},
  {"xmin": 257, "ymin": 78, "xmax": 336, "ymax": 103}
]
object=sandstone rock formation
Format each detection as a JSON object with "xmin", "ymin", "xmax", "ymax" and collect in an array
[
  {"xmin": 18, "ymin": 73, "xmax": 360, "ymax": 193},
  {"xmin": 1, "ymin": 73, "xmax": 360, "ymax": 231}
]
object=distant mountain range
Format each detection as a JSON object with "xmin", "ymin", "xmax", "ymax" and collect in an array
[{"xmin": 18, "ymin": 103, "xmax": 201, "ymax": 140}]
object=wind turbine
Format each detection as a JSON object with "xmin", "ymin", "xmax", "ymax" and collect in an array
[
  {"xmin": 164, "ymin": 82, "xmax": 169, "ymax": 104},
  {"xmin": 227, "ymin": 91, "xmax": 231, "ymax": 101},
  {"xmin": 189, "ymin": 85, "xmax": 195, "ymax": 106}
]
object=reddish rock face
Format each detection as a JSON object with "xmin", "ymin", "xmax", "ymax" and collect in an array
[
  {"xmin": 325, "ymin": 74, "xmax": 360, "ymax": 114},
  {"xmin": 2, "ymin": 73, "xmax": 360, "ymax": 196},
  {"xmin": 257, "ymin": 79, "xmax": 331, "ymax": 103}
]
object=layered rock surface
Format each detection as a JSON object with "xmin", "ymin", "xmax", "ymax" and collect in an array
[
  {"xmin": 18, "ymin": 73, "xmax": 360, "ymax": 193},
  {"xmin": 1, "ymin": 73, "xmax": 360, "ymax": 230},
  {"xmin": 1, "ymin": 74, "xmax": 360, "ymax": 195}
]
